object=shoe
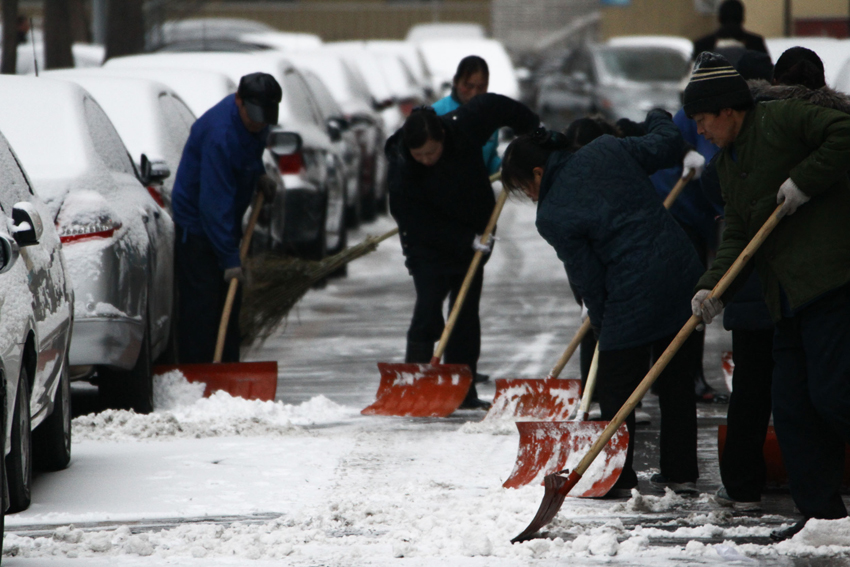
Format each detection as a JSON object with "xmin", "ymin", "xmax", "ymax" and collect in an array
[
  {"xmin": 695, "ymin": 375, "xmax": 729, "ymax": 404},
  {"xmin": 714, "ymin": 487, "xmax": 761, "ymax": 511},
  {"xmin": 596, "ymin": 487, "xmax": 633, "ymax": 499},
  {"xmin": 458, "ymin": 397, "xmax": 491, "ymax": 411},
  {"xmin": 474, "ymin": 373, "xmax": 490, "ymax": 384},
  {"xmin": 635, "ymin": 409, "xmax": 651, "ymax": 425},
  {"xmin": 650, "ymin": 473, "xmax": 698, "ymax": 495},
  {"xmin": 770, "ymin": 518, "xmax": 808, "ymax": 542}
]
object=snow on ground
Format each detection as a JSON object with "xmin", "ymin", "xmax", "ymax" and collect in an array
[{"xmin": 6, "ymin": 205, "xmax": 850, "ymax": 565}]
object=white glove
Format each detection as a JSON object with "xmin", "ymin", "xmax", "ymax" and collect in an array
[
  {"xmin": 580, "ymin": 303, "xmax": 589, "ymax": 322},
  {"xmin": 682, "ymin": 150, "xmax": 705, "ymax": 180},
  {"xmin": 472, "ymin": 234, "xmax": 493, "ymax": 254},
  {"xmin": 691, "ymin": 289, "xmax": 723, "ymax": 330},
  {"xmin": 776, "ymin": 177, "xmax": 810, "ymax": 216}
]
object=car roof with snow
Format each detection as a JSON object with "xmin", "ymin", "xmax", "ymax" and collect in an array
[
  {"xmin": 104, "ymin": 52, "xmax": 316, "ymax": 129},
  {"xmin": 239, "ymin": 31, "xmax": 323, "ymax": 51},
  {"xmin": 42, "ymin": 71, "xmax": 193, "ymax": 167},
  {"xmin": 606, "ymin": 35, "xmax": 694, "ymax": 61},
  {"xmin": 94, "ymin": 65, "xmax": 235, "ymax": 117},
  {"xmin": 405, "ymin": 22, "xmax": 486, "ymax": 42}
]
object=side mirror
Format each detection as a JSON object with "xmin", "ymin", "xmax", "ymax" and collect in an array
[
  {"xmin": 327, "ymin": 122, "xmax": 342, "ymax": 143},
  {"xmin": 268, "ymin": 131, "xmax": 303, "ymax": 155},
  {"xmin": 139, "ymin": 153, "xmax": 153, "ymax": 186},
  {"xmin": 12, "ymin": 201, "xmax": 43, "ymax": 247},
  {"xmin": 0, "ymin": 233, "xmax": 20, "ymax": 274}
]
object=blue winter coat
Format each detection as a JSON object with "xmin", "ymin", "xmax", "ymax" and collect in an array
[
  {"xmin": 432, "ymin": 94, "xmax": 501, "ymax": 174},
  {"xmin": 172, "ymin": 94, "xmax": 268, "ymax": 269},
  {"xmin": 536, "ymin": 110, "xmax": 704, "ymax": 351}
]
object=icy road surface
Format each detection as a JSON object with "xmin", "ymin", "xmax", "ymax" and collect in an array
[{"xmin": 6, "ymin": 197, "xmax": 850, "ymax": 566}]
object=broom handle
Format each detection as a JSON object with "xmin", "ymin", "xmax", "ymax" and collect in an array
[
  {"xmin": 572, "ymin": 204, "xmax": 784, "ymax": 477},
  {"xmin": 214, "ymin": 191, "xmax": 265, "ymax": 363},
  {"xmin": 663, "ymin": 169, "xmax": 695, "ymax": 209},
  {"xmin": 547, "ymin": 171, "xmax": 687, "ymax": 380},
  {"xmin": 431, "ymin": 174, "xmax": 504, "ymax": 364},
  {"xmin": 575, "ymin": 343, "xmax": 600, "ymax": 421}
]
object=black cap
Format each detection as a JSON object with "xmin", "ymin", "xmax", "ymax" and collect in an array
[
  {"xmin": 683, "ymin": 52, "xmax": 753, "ymax": 117},
  {"xmin": 237, "ymin": 72, "xmax": 282, "ymax": 125}
]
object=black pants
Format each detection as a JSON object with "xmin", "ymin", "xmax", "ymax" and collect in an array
[
  {"xmin": 773, "ymin": 286, "xmax": 850, "ymax": 520},
  {"xmin": 598, "ymin": 331, "xmax": 700, "ymax": 489},
  {"xmin": 174, "ymin": 225, "xmax": 241, "ymax": 364},
  {"xmin": 407, "ymin": 267, "xmax": 483, "ymax": 376},
  {"xmin": 720, "ymin": 328, "xmax": 774, "ymax": 501}
]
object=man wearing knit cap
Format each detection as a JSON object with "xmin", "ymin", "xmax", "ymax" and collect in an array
[{"xmin": 685, "ymin": 52, "xmax": 850, "ymax": 541}]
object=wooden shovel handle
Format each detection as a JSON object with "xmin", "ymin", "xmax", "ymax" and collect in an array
[
  {"xmin": 432, "ymin": 173, "xmax": 503, "ymax": 363},
  {"xmin": 575, "ymin": 343, "xmax": 600, "ymax": 421},
  {"xmin": 573, "ymin": 203, "xmax": 784, "ymax": 477},
  {"xmin": 663, "ymin": 169, "xmax": 695, "ymax": 209},
  {"xmin": 214, "ymin": 191, "xmax": 265, "ymax": 363}
]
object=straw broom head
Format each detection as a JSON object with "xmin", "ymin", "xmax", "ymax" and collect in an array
[{"xmin": 240, "ymin": 228, "xmax": 398, "ymax": 344}]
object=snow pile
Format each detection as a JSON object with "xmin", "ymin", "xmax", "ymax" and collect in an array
[
  {"xmin": 792, "ymin": 517, "xmax": 850, "ymax": 547},
  {"xmin": 55, "ymin": 189, "xmax": 118, "ymax": 231},
  {"xmin": 72, "ymin": 371, "xmax": 356, "ymax": 441},
  {"xmin": 609, "ymin": 488, "xmax": 685, "ymax": 513}
]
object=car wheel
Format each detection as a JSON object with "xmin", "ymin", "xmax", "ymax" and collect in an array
[
  {"xmin": 33, "ymin": 357, "xmax": 71, "ymax": 471},
  {"xmin": 345, "ymin": 181, "xmax": 362, "ymax": 229},
  {"xmin": 361, "ymin": 187, "xmax": 378, "ymax": 222},
  {"xmin": 299, "ymin": 206, "xmax": 327, "ymax": 261},
  {"xmin": 7, "ymin": 368, "xmax": 32, "ymax": 513},
  {"xmin": 100, "ymin": 321, "xmax": 154, "ymax": 414},
  {"xmin": 1, "ymin": 370, "xmax": 7, "ymax": 545}
]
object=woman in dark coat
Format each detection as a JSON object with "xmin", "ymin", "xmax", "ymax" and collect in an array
[
  {"xmin": 500, "ymin": 109, "xmax": 703, "ymax": 492},
  {"xmin": 386, "ymin": 95, "xmax": 538, "ymax": 409}
]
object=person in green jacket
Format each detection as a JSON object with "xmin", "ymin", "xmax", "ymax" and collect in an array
[{"xmin": 684, "ymin": 52, "xmax": 850, "ymax": 541}]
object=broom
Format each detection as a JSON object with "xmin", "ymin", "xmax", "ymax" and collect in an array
[{"xmin": 240, "ymin": 227, "xmax": 399, "ymax": 344}]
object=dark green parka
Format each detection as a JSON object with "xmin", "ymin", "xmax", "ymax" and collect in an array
[{"xmin": 696, "ymin": 99, "xmax": 850, "ymax": 319}]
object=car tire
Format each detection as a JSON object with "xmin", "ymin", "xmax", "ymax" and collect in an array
[
  {"xmin": 361, "ymin": 188, "xmax": 378, "ymax": 222},
  {"xmin": 100, "ymin": 321, "xmax": 154, "ymax": 414},
  {"xmin": 33, "ymin": 357, "xmax": 71, "ymax": 472},
  {"xmin": 345, "ymin": 184, "xmax": 361, "ymax": 229},
  {"xmin": 7, "ymin": 368, "xmax": 32, "ymax": 513},
  {"xmin": 1, "ymin": 370, "xmax": 7, "ymax": 546},
  {"xmin": 299, "ymin": 207, "xmax": 327, "ymax": 261}
]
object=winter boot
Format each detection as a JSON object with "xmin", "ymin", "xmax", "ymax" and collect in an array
[
  {"xmin": 405, "ymin": 341, "xmax": 434, "ymax": 364},
  {"xmin": 459, "ymin": 382, "xmax": 491, "ymax": 410}
]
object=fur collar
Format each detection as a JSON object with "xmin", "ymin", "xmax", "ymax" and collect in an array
[{"xmin": 748, "ymin": 79, "xmax": 850, "ymax": 114}]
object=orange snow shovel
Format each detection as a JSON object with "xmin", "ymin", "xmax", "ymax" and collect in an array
[
  {"xmin": 363, "ymin": 177, "xmax": 506, "ymax": 417},
  {"xmin": 155, "ymin": 191, "xmax": 278, "ymax": 402},
  {"xmin": 512, "ymin": 203, "xmax": 786, "ymax": 543},
  {"xmin": 488, "ymin": 170, "xmax": 695, "ymax": 421},
  {"xmin": 503, "ymin": 344, "xmax": 629, "ymax": 493}
]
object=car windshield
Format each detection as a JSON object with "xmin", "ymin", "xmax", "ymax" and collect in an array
[{"xmin": 597, "ymin": 47, "xmax": 690, "ymax": 83}]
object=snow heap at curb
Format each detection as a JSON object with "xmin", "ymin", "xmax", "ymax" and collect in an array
[{"xmin": 72, "ymin": 370, "xmax": 357, "ymax": 441}]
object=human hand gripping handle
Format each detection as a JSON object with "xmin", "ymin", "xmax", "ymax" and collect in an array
[
  {"xmin": 682, "ymin": 150, "xmax": 705, "ymax": 180},
  {"xmin": 472, "ymin": 234, "xmax": 493, "ymax": 254},
  {"xmin": 776, "ymin": 178, "xmax": 810, "ymax": 216},
  {"xmin": 691, "ymin": 289, "xmax": 723, "ymax": 331}
]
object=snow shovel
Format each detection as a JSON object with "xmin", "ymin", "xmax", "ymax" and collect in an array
[
  {"xmin": 511, "ymin": 203, "xmax": 786, "ymax": 544},
  {"xmin": 487, "ymin": 319, "xmax": 590, "ymax": 421},
  {"xmin": 363, "ymin": 182, "xmax": 508, "ymax": 418},
  {"xmin": 503, "ymin": 344, "xmax": 629, "ymax": 493},
  {"xmin": 488, "ymin": 171, "xmax": 693, "ymax": 421},
  {"xmin": 155, "ymin": 191, "xmax": 278, "ymax": 402}
]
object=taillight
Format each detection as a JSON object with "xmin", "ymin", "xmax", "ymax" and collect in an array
[
  {"xmin": 399, "ymin": 101, "xmax": 416, "ymax": 117},
  {"xmin": 58, "ymin": 220, "xmax": 121, "ymax": 244},
  {"xmin": 278, "ymin": 152, "xmax": 304, "ymax": 175},
  {"xmin": 147, "ymin": 186, "xmax": 165, "ymax": 208}
]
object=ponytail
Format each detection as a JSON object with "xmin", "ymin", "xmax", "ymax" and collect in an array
[{"xmin": 501, "ymin": 127, "xmax": 569, "ymax": 194}]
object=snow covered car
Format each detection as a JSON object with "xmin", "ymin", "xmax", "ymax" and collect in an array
[
  {"xmin": 42, "ymin": 69, "xmax": 196, "ymax": 210},
  {"xmin": 106, "ymin": 52, "xmax": 348, "ymax": 259},
  {"xmin": 284, "ymin": 50, "xmax": 388, "ymax": 221},
  {"xmin": 0, "ymin": 129, "xmax": 74, "ymax": 514},
  {"xmin": 0, "ymin": 75, "xmax": 174, "ymax": 415}
]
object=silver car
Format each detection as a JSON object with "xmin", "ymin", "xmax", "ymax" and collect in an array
[
  {"xmin": 0, "ymin": 75, "xmax": 175, "ymax": 415},
  {"xmin": 0, "ymin": 128, "xmax": 74, "ymax": 514}
]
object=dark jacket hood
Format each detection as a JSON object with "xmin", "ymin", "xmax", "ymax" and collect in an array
[
  {"xmin": 538, "ymin": 150, "xmax": 572, "ymax": 205},
  {"xmin": 749, "ymin": 79, "xmax": 850, "ymax": 115}
]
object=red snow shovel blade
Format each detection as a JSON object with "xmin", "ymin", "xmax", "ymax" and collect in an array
[
  {"xmin": 718, "ymin": 425, "xmax": 850, "ymax": 488},
  {"xmin": 487, "ymin": 378, "xmax": 581, "ymax": 421},
  {"xmin": 362, "ymin": 363, "xmax": 473, "ymax": 417},
  {"xmin": 503, "ymin": 421, "xmax": 629, "ymax": 494},
  {"xmin": 154, "ymin": 362, "xmax": 278, "ymax": 401}
]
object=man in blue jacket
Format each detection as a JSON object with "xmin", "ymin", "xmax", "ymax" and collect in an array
[{"xmin": 172, "ymin": 72, "xmax": 281, "ymax": 363}]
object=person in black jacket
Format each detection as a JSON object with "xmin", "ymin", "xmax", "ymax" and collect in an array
[
  {"xmin": 692, "ymin": 0, "xmax": 768, "ymax": 61},
  {"xmin": 386, "ymin": 95, "xmax": 538, "ymax": 409},
  {"xmin": 501, "ymin": 111, "xmax": 704, "ymax": 494}
]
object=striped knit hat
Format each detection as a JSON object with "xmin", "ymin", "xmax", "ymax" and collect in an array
[{"xmin": 683, "ymin": 52, "xmax": 754, "ymax": 117}]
